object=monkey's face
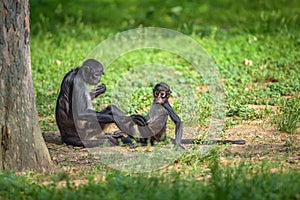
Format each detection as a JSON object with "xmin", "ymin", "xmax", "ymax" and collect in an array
[
  {"xmin": 83, "ymin": 66, "xmax": 104, "ymax": 85},
  {"xmin": 153, "ymin": 82, "xmax": 171, "ymax": 104},
  {"xmin": 154, "ymin": 90, "xmax": 169, "ymax": 104}
]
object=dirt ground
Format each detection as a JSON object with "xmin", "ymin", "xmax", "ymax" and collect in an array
[{"xmin": 42, "ymin": 119, "xmax": 300, "ymax": 172}]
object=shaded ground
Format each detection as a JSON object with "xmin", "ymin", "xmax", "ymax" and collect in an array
[{"xmin": 43, "ymin": 119, "xmax": 300, "ymax": 172}]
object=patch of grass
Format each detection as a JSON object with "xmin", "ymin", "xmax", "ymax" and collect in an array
[
  {"xmin": 272, "ymin": 96, "xmax": 300, "ymax": 133},
  {"xmin": 227, "ymin": 103, "xmax": 274, "ymax": 120},
  {"xmin": 1, "ymin": 159, "xmax": 300, "ymax": 200},
  {"xmin": 29, "ymin": 0, "xmax": 300, "ymax": 131}
]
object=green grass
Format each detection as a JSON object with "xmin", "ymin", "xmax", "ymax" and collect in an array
[
  {"xmin": 272, "ymin": 95, "xmax": 300, "ymax": 133},
  {"xmin": 29, "ymin": 0, "xmax": 300, "ymax": 131},
  {"xmin": 1, "ymin": 160, "xmax": 300, "ymax": 200},
  {"xmin": 3, "ymin": 0, "xmax": 299, "ymax": 198}
]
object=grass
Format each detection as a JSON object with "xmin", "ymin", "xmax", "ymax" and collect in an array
[
  {"xmin": 272, "ymin": 95, "xmax": 300, "ymax": 133},
  {"xmin": 1, "ymin": 160, "xmax": 300, "ymax": 200},
  {"xmin": 29, "ymin": 0, "xmax": 300, "ymax": 131},
  {"xmin": 2, "ymin": 0, "xmax": 300, "ymax": 199}
]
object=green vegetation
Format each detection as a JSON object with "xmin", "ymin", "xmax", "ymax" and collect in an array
[
  {"xmin": 272, "ymin": 95, "xmax": 300, "ymax": 133},
  {"xmin": 2, "ymin": 0, "xmax": 300, "ymax": 199},
  {"xmin": 1, "ymin": 160, "xmax": 300, "ymax": 200},
  {"xmin": 29, "ymin": 0, "xmax": 300, "ymax": 131}
]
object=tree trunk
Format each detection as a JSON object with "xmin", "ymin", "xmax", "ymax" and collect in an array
[{"xmin": 0, "ymin": 0, "xmax": 52, "ymax": 171}]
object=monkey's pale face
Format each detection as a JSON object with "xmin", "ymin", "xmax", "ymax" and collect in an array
[
  {"xmin": 153, "ymin": 83, "xmax": 171, "ymax": 104},
  {"xmin": 154, "ymin": 90, "xmax": 167, "ymax": 104}
]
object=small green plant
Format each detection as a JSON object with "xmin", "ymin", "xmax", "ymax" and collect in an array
[
  {"xmin": 284, "ymin": 135, "xmax": 297, "ymax": 152},
  {"xmin": 272, "ymin": 96, "xmax": 300, "ymax": 133}
]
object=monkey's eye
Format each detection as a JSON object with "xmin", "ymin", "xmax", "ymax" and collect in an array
[
  {"xmin": 94, "ymin": 73, "xmax": 101, "ymax": 78},
  {"xmin": 154, "ymin": 91, "xmax": 166, "ymax": 98}
]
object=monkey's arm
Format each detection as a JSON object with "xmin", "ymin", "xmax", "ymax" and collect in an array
[
  {"xmin": 76, "ymin": 109, "xmax": 115, "ymax": 123},
  {"xmin": 130, "ymin": 114, "xmax": 148, "ymax": 126},
  {"xmin": 162, "ymin": 102, "xmax": 183, "ymax": 146},
  {"xmin": 73, "ymin": 84, "xmax": 114, "ymax": 123},
  {"xmin": 90, "ymin": 84, "xmax": 106, "ymax": 100}
]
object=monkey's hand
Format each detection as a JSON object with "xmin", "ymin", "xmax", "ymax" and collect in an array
[
  {"xmin": 130, "ymin": 114, "xmax": 148, "ymax": 126},
  {"xmin": 90, "ymin": 84, "xmax": 106, "ymax": 99},
  {"xmin": 174, "ymin": 144, "xmax": 186, "ymax": 151},
  {"xmin": 172, "ymin": 139, "xmax": 186, "ymax": 150}
]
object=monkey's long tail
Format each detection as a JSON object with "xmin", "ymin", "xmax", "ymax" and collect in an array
[{"xmin": 181, "ymin": 139, "xmax": 246, "ymax": 145}]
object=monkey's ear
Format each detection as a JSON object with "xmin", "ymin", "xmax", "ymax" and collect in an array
[
  {"xmin": 167, "ymin": 90, "xmax": 171, "ymax": 97},
  {"xmin": 82, "ymin": 65, "xmax": 91, "ymax": 76}
]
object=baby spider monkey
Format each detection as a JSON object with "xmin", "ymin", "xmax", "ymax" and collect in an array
[
  {"xmin": 112, "ymin": 82, "xmax": 183, "ymax": 147},
  {"xmin": 113, "ymin": 82, "xmax": 246, "ymax": 147}
]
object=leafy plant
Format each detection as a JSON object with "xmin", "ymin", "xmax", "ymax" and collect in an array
[{"xmin": 272, "ymin": 96, "xmax": 300, "ymax": 133}]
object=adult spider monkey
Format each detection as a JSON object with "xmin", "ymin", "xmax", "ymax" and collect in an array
[
  {"xmin": 112, "ymin": 82, "xmax": 246, "ymax": 147},
  {"xmin": 55, "ymin": 59, "xmax": 146, "ymax": 147}
]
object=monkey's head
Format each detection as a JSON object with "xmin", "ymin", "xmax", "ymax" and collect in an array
[
  {"xmin": 153, "ymin": 82, "xmax": 171, "ymax": 104},
  {"xmin": 80, "ymin": 59, "xmax": 104, "ymax": 85}
]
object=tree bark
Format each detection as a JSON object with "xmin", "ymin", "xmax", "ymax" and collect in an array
[{"xmin": 0, "ymin": 0, "xmax": 52, "ymax": 171}]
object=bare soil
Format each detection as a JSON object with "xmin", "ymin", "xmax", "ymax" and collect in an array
[{"xmin": 42, "ymin": 119, "xmax": 300, "ymax": 172}]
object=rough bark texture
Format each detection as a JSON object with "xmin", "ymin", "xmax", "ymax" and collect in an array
[{"xmin": 0, "ymin": 0, "xmax": 52, "ymax": 171}]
